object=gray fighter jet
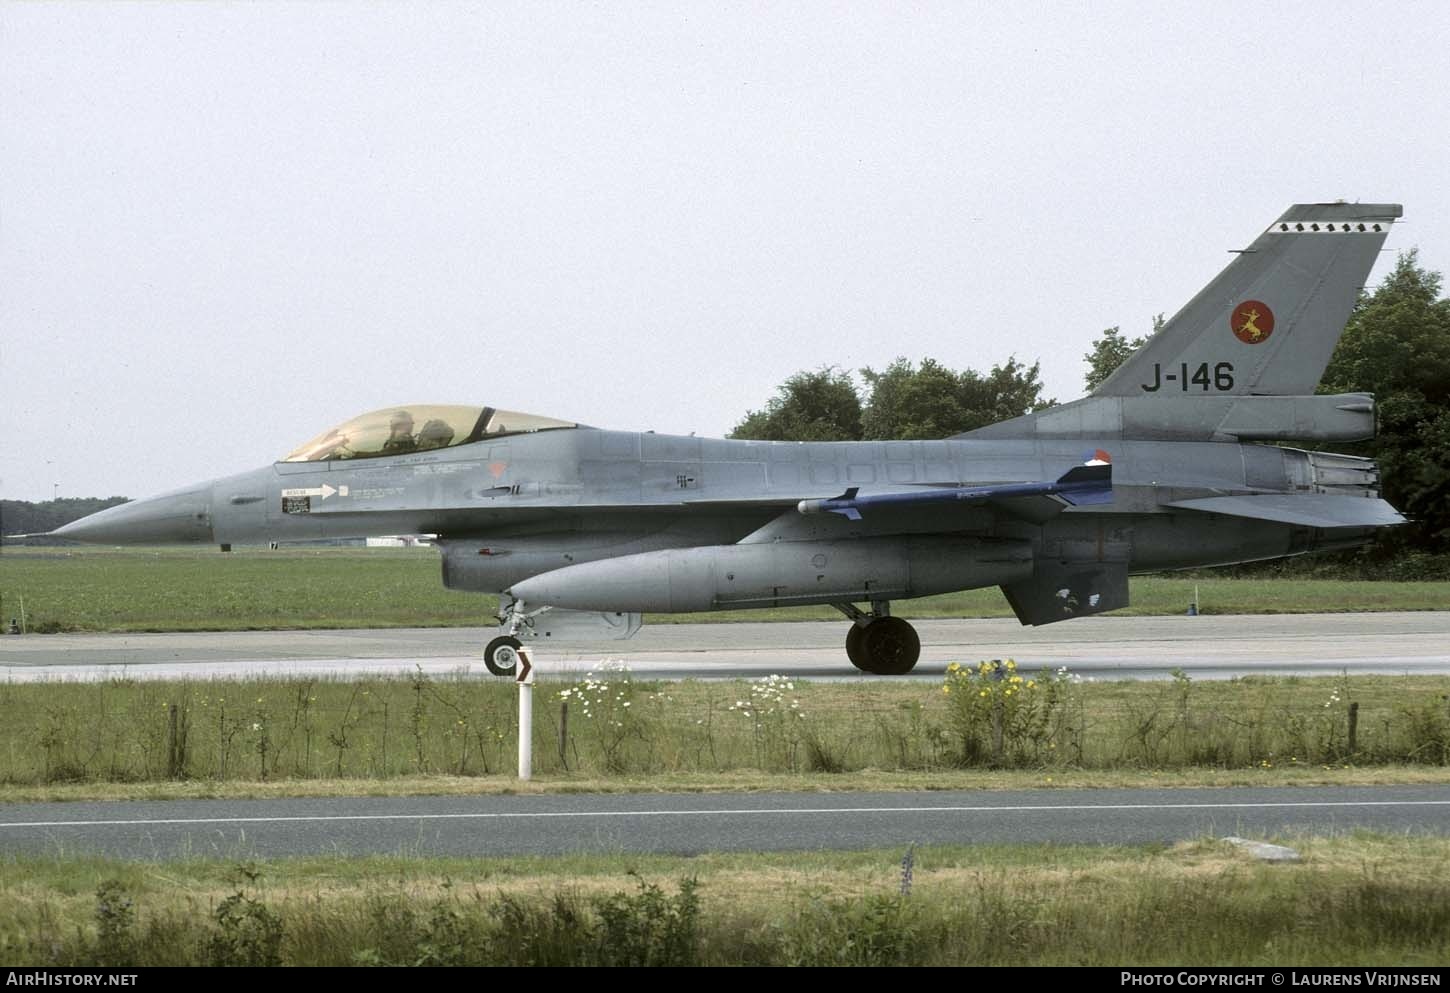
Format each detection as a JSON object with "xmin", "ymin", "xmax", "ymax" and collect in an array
[{"xmin": 39, "ymin": 203, "xmax": 1407, "ymax": 675}]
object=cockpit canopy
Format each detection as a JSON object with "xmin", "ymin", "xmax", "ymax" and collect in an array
[{"xmin": 282, "ymin": 405, "xmax": 577, "ymax": 462}]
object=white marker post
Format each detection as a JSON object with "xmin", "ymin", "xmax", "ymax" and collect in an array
[{"xmin": 517, "ymin": 647, "xmax": 535, "ymax": 781}]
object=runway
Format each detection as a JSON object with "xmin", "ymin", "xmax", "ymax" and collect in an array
[
  {"xmin": 1, "ymin": 786, "xmax": 1447, "ymax": 859},
  {"xmin": 1, "ymin": 612, "xmax": 1447, "ymax": 682}
]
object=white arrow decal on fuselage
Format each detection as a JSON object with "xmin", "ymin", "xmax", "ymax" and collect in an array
[{"xmin": 281, "ymin": 484, "xmax": 343, "ymax": 500}]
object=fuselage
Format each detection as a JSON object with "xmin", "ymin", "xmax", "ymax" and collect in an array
[{"xmin": 54, "ymin": 427, "xmax": 1381, "ymax": 608}]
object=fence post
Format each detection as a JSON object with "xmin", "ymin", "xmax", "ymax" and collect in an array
[
  {"xmin": 559, "ymin": 700, "xmax": 570, "ymax": 770},
  {"xmin": 1348, "ymin": 701, "xmax": 1359, "ymax": 756},
  {"xmin": 166, "ymin": 704, "xmax": 179, "ymax": 778},
  {"xmin": 992, "ymin": 693, "xmax": 1004, "ymax": 763},
  {"xmin": 165, "ymin": 704, "xmax": 187, "ymax": 779}
]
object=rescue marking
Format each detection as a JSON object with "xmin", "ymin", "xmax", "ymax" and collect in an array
[{"xmin": 281, "ymin": 484, "xmax": 347, "ymax": 500}]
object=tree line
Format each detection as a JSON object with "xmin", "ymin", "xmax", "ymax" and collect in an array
[
  {"xmin": 729, "ymin": 357, "xmax": 1055, "ymax": 442},
  {"xmin": 0, "ymin": 498, "xmax": 129, "ymax": 543}
]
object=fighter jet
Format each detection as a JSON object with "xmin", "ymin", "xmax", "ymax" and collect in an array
[{"xmin": 40, "ymin": 203, "xmax": 1407, "ymax": 676}]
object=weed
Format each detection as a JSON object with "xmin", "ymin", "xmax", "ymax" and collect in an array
[
  {"xmin": 92, "ymin": 881, "xmax": 135, "ymax": 966},
  {"xmin": 204, "ymin": 865, "xmax": 283, "ymax": 967},
  {"xmin": 592, "ymin": 875, "xmax": 700, "ymax": 967},
  {"xmin": 784, "ymin": 892, "xmax": 923, "ymax": 966}
]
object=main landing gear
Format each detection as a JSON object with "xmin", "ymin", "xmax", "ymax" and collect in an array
[{"xmin": 834, "ymin": 602, "xmax": 920, "ymax": 675}]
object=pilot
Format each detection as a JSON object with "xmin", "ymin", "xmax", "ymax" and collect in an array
[
  {"xmin": 381, "ymin": 410, "xmax": 417, "ymax": 454},
  {"xmin": 415, "ymin": 418, "xmax": 456, "ymax": 451}
]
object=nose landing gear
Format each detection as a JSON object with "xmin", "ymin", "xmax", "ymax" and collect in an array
[
  {"xmin": 483, "ymin": 634, "xmax": 523, "ymax": 676},
  {"xmin": 485, "ymin": 596, "xmax": 543, "ymax": 677},
  {"xmin": 835, "ymin": 602, "xmax": 920, "ymax": 675}
]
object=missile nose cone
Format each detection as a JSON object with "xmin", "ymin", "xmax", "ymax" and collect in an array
[{"xmin": 52, "ymin": 488, "xmax": 214, "ymax": 545}]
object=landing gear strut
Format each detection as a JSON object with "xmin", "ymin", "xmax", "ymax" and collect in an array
[
  {"xmin": 486, "ymin": 597, "xmax": 546, "ymax": 677},
  {"xmin": 834, "ymin": 602, "xmax": 920, "ymax": 675}
]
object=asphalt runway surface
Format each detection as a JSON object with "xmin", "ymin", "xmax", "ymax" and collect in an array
[
  {"xmin": 2, "ymin": 612, "xmax": 1448, "ymax": 682},
  {"xmin": 1, "ymin": 787, "xmax": 1447, "ymax": 859}
]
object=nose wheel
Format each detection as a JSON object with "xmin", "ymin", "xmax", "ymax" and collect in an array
[
  {"xmin": 483, "ymin": 635, "xmax": 523, "ymax": 676},
  {"xmin": 835, "ymin": 603, "xmax": 920, "ymax": 675}
]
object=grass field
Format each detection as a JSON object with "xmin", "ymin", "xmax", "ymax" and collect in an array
[
  {"xmin": 5, "ymin": 836, "xmax": 1449, "ymax": 965},
  {"xmin": 4, "ymin": 670, "xmax": 1449, "ymax": 795},
  {"xmin": 1, "ymin": 545, "xmax": 1447, "ymax": 632}
]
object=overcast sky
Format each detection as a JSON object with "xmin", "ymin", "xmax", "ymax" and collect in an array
[{"xmin": 2, "ymin": 2, "xmax": 1448, "ymax": 502}]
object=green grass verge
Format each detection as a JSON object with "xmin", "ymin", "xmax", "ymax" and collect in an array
[
  {"xmin": 5, "ymin": 835, "xmax": 1450, "ymax": 965},
  {"xmin": 2, "ymin": 545, "xmax": 1448, "ymax": 632},
  {"xmin": 4, "ymin": 672, "xmax": 1448, "ymax": 796}
]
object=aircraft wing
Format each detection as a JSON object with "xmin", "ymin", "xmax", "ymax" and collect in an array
[
  {"xmin": 1165, "ymin": 494, "xmax": 1406, "ymax": 529},
  {"xmin": 730, "ymin": 464, "xmax": 1113, "ymax": 543},
  {"xmin": 796, "ymin": 464, "xmax": 1112, "ymax": 522}
]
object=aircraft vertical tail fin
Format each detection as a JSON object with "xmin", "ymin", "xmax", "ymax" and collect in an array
[{"xmin": 1092, "ymin": 203, "xmax": 1401, "ymax": 398}]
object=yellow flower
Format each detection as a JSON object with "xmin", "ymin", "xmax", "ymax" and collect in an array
[
  {"xmin": 1027, "ymin": 680, "xmax": 1036, "ymax": 689},
  {"xmin": 947, "ymin": 662, "xmax": 961, "ymax": 673},
  {"xmin": 979, "ymin": 690, "xmax": 989, "ymax": 698},
  {"xmin": 942, "ymin": 686, "xmax": 950, "ymax": 695}
]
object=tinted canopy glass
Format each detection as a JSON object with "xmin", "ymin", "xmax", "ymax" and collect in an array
[{"xmin": 282, "ymin": 405, "xmax": 577, "ymax": 462}]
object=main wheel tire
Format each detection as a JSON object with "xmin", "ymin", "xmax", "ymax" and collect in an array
[
  {"xmin": 484, "ymin": 635, "xmax": 523, "ymax": 676},
  {"xmin": 860, "ymin": 617, "xmax": 921, "ymax": 675},
  {"xmin": 845, "ymin": 624, "xmax": 868, "ymax": 670}
]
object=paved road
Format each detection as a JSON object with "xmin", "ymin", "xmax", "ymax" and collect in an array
[
  {"xmin": 2, "ymin": 612, "xmax": 1448, "ymax": 682},
  {"xmin": 1, "ymin": 787, "xmax": 1446, "ymax": 859}
]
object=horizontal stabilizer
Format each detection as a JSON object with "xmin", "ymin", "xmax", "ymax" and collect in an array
[
  {"xmin": 797, "ymin": 463, "xmax": 1112, "ymax": 521},
  {"xmin": 1166, "ymin": 494, "xmax": 1406, "ymax": 529}
]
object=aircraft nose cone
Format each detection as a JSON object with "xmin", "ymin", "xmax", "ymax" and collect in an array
[{"xmin": 52, "ymin": 488, "xmax": 214, "ymax": 545}]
